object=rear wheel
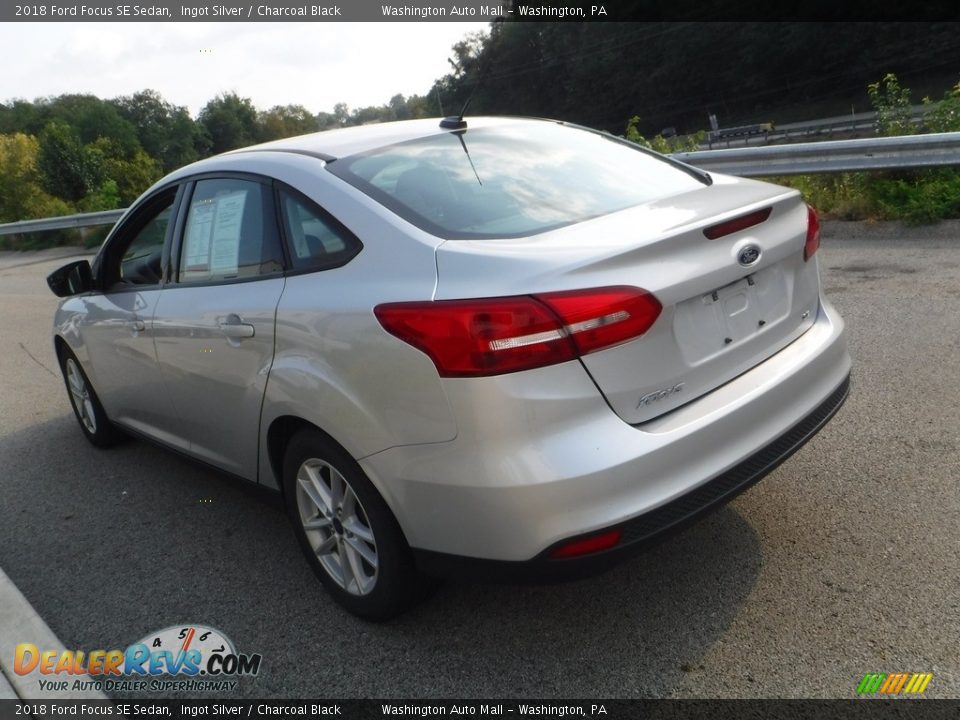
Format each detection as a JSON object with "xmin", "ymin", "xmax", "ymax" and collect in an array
[
  {"xmin": 282, "ymin": 428, "xmax": 424, "ymax": 620},
  {"xmin": 59, "ymin": 350, "xmax": 124, "ymax": 448}
]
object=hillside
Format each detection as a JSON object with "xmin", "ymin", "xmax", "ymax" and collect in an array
[{"xmin": 428, "ymin": 22, "xmax": 960, "ymax": 135}]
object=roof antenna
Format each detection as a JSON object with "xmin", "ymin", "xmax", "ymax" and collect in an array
[
  {"xmin": 440, "ymin": 96, "xmax": 472, "ymax": 131},
  {"xmin": 440, "ymin": 20, "xmax": 501, "ymax": 132},
  {"xmin": 456, "ymin": 128, "xmax": 482, "ymax": 187},
  {"xmin": 458, "ymin": 96, "xmax": 473, "ymax": 123}
]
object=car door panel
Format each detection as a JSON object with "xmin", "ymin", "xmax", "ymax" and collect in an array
[
  {"xmin": 77, "ymin": 188, "xmax": 186, "ymax": 445},
  {"xmin": 79, "ymin": 289, "xmax": 187, "ymax": 446}
]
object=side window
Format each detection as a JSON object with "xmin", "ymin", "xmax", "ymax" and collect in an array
[
  {"xmin": 178, "ymin": 178, "xmax": 283, "ymax": 284},
  {"xmin": 278, "ymin": 188, "xmax": 361, "ymax": 272},
  {"xmin": 105, "ymin": 191, "xmax": 176, "ymax": 288}
]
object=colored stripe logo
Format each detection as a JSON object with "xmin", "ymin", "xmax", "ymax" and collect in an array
[{"xmin": 857, "ymin": 673, "xmax": 932, "ymax": 695}]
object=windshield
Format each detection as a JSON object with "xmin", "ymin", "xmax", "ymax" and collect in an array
[{"xmin": 327, "ymin": 122, "xmax": 706, "ymax": 239}]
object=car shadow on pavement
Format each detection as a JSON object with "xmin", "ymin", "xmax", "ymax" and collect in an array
[{"xmin": 0, "ymin": 415, "xmax": 762, "ymax": 699}]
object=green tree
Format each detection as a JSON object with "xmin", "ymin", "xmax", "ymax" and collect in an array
[
  {"xmin": 113, "ymin": 89, "xmax": 203, "ymax": 171},
  {"xmin": 315, "ymin": 111, "xmax": 339, "ymax": 131},
  {"xmin": 403, "ymin": 94, "xmax": 433, "ymax": 119},
  {"xmin": 350, "ymin": 105, "xmax": 386, "ymax": 126},
  {"xmin": 198, "ymin": 92, "xmax": 259, "ymax": 154},
  {"xmin": 37, "ymin": 122, "xmax": 104, "ymax": 202},
  {"xmin": 88, "ymin": 137, "xmax": 162, "ymax": 205},
  {"xmin": 0, "ymin": 132, "xmax": 73, "ymax": 222},
  {"xmin": 332, "ymin": 103, "xmax": 350, "ymax": 127},
  {"xmin": 0, "ymin": 100, "xmax": 44, "ymax": 136},
  {"xmin": 388, "ymin": 94, "xmax": 410, "ymax": 121},
  {"xmin": 256, "ymin": 104, "xmax": 318, "ymax": 142},
  {"xmin": 42, "ymin": 94, "xmax": 140, "ymax": 153},
  {"xmin": 78, "ymin": 179, "xmax": 122, "ymax": 213}
]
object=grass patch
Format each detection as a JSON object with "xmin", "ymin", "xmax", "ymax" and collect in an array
[{"xmin": 766, "ymin": 169, "xmax": 960, "ymax": 225}]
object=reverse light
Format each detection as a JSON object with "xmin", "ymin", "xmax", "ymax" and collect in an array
[
  {"xmin": 549, "ymin": 529, "xmax": 623, "ymax": 559},
  {"xmin": 702, "ymin": 207, "xmax": 772, "ymax": 240},
  {"xmin": 374, "ymin": 287, "xmax": 661, "ymax": 378},
  {"xmin": 804, "ymin": 204, "xmax": 821, "ymax": 261}
]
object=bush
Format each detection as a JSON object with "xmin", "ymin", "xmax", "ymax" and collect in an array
[
  {"xmin": 922, "ymin": 81, "xmax": 960, "ymax": 133},
  {"xmin": 770, "ymin": 169, "xmax": 960, "ymax": 225},
  {"xmin": 871, "ymin": 170, "xmax": 960, "ymax": 224},
  {"xmin": 771, "ymin": 173, "xmax": 872, "ymax": 220},
  {"xmin": 767, "ymin": 74, "xmax": 960, "ymax": 224},
  {"xmin": 625, "ymin": 116, "xmax": 704, "ymax": 153},
  {"xmin": 868, "ymin": 73, "xmax": 915, "ymax": 136}
]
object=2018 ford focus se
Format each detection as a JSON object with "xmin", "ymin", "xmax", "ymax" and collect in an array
[{"xmin": 47, "ymin": 117, "xmax": 850, "ymax": 619}]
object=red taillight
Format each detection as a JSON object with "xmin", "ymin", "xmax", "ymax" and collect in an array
[
  {"xmin": 375, "ymin": 296, "xmax": 576, "ymax": 378},
  {"xmin": 374, "ymin": 287, "xmax": 661, "ymax": 378},
  {"xmin": 703, "ymin": 207, "xmax": 772, "ymax": 240},
  {"xmin": 536, "ymin": 287, "xmax": 662, "ymax": 357},
  {"xmin": 549, "ymin": 529, "xmax": 622, "ymax": 559},
  {"xmin": 804, "ymin": 204, "xmax": 821, "ymax": 261}
]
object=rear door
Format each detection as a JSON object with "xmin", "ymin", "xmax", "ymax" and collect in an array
[{"xmin": 151, "ymin": 175, "xmax": 286, "ymax": 479}]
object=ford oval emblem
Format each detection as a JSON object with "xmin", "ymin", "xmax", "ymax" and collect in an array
[{"xmin": 738, "ymin": 244, "xmax": 761, "ymax": 266}]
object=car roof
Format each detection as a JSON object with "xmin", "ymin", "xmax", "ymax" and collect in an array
[{"xmin": 226, "ymin": 116, "xmax": 551, "ymax": 161}]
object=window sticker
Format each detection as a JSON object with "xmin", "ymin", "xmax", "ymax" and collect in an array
[
  {"xmin": 209, "ymin": 190, "xmax": 246, "ymax": 275},
  {"xmin": 182, "ymin": 190, "xmax": 248, "ymax": 278},
  {"xmin": 183, "ymin": 199, "xmax": 215, "ymax": 271}
]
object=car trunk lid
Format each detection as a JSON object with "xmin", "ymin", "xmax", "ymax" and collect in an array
[{"xmin": 433, "ymin": 175, "xmax": 822, "ymax": 424}]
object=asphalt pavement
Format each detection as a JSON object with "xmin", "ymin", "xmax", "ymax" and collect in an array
[{"xmin": 0, "ymin": 226, "xmax": 957, "ymax": 699}]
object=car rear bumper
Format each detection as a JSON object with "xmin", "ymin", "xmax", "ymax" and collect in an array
[
  {"xmin": 359, "ymin": 297, "xmax": 850, "ymax": 566},
  {"xmin": 412, "ymin": 373, "xmax": 849, "ymax": 581}
]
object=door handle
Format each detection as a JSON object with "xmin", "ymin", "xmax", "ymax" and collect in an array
[
  {"xmin": 218, "ymin": 315, "xmax": 255, "ymax": 339},
  {"xmin": 126, "ymin": 319, "xmax": 146, "ymax": 332}
]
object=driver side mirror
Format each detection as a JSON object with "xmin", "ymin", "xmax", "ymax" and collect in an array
[{"xmin": 47, "ymin": 260, "xmax": 94, "ymax": 297}]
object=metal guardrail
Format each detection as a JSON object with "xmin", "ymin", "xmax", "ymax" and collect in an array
[
  {"xmin": 0, "ymin": 209, "xmax": 125, "ymax": 237},
  {"xmin": 2, "ymin": 132, "xmax": 960, "ymax": 237},
  {"xmin": 704, "ymin": 105, "xmax": 932, "ymax": 149},
  {"xmin": 674, "ymin": 132, "xmax": 960, "ymax": 177}
]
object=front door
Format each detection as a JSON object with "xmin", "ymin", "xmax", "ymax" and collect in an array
[{"xmin": 81, "ymin": 188, "xmax": 184, "ymax": 447}]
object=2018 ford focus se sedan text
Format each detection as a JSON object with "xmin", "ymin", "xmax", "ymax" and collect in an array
[{"xmin": 48, "ymin": 117, "xmax": 850, "ymax": 619}]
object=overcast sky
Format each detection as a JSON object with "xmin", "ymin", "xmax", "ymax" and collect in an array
[{"xmin": 2, "ymin": 22, "xmax": 490, "ymax": 116}]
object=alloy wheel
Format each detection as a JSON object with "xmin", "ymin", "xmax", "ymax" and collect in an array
[
  {"xmin": 295, "ymin": 458, "xmax": 378, "ymax": 596},
  {"xmin": 65, "ymin": 358, "xmax": 97, "ymax": 435}
]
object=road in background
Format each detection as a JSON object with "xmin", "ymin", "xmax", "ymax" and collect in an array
[{"xmin": 0, "ymin": 227, "xmax": 957, "ymax": 698}]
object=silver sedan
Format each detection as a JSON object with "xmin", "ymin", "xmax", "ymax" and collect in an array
[{"xmin": 48, "ymin": 117, "xmax": 850, "ymax": 618}]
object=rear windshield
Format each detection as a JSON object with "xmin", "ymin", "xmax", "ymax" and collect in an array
[{"xmin": 327, "ymin": 123, "xmax": 706, "ymax": 239}]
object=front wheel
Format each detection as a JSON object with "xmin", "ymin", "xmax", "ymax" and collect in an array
[
  {"xmin": 283, "ymin": 428, "xmax": 424, "ymax": 620},
  {"xmin": 59, "ymin": 350, "xmax": 124, "ymax": 448}
]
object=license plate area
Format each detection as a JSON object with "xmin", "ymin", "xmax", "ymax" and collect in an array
[{"xmin": 673, "ymin": 264, "xmax": 790, "ymax": 365}]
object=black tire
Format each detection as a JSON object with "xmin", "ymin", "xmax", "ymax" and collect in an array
[
  {"xmin": 58, "ymin": 348, "xmax": 124, "ymax": 448},
  {"xmin": 282, "ymin": 428, "xmax": 424, "ymax": 620}
]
